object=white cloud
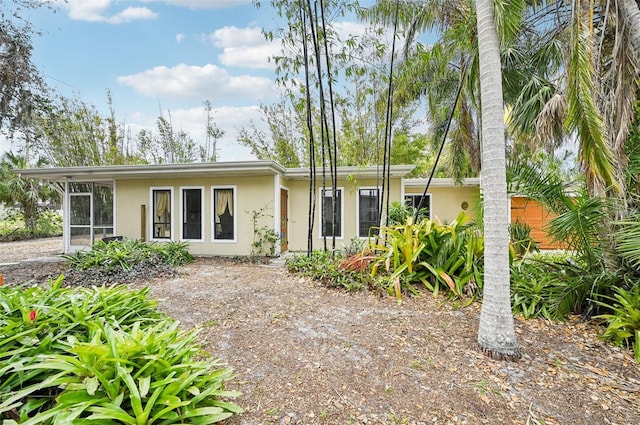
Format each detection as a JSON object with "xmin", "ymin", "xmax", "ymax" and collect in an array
[
  {"xmin": 58, "ymin": 0, "xmax": 158, "ymax": 24},
  {"xmin": 116, "ymin": 63, "xmax": 276, "ymax": 100},
  {"xmin": 334, "ymin": 21, "xmax": 370, "ymax": 39},
  {"xmin": 205, "ymin": 26, "xmax": 280, "ymax": 70},
  {"xmin": 175, "ymin": 33, "xmax": 186, "ymax": 43},
  {"xmin": 142, "ymin": 0, "xmax": 253, "ymax": 10},
  {"xmin": 109, "ymin": 7, "xmax": 158, "ymax": 24},
  {"xmin": 210, "ymin": 26, "xmax": 264, "ymax": 48},
  {"xmin": 219, "ymin": 45, "xmax": 280, "ymax": 69}
]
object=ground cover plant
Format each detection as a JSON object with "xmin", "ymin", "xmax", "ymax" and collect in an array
[
  {"xmin": 285, "ymin": 249, "xmax": 377, "ymax": 292},
  {"xmin": 0, "ymin": 277, "xmax": 241, "ymax": 423},
  {"xmin": 63, "ymin": 239, "xmax": 195, "ymax": 271},
  {"xmin": 59, "ymin": 239, "xmax": 195, "ymax": 287}
]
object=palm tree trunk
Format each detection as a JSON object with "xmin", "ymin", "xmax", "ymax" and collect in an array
[
  {"xmin": 619, "ymin": 0, "xmax": 640, "ymax": 70},
  {"xmin": 475, "ymin": 0, "xmax": 520, "ymax": 360}
]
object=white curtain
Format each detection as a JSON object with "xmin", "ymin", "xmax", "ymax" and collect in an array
[
  {"xmin": 215, "ymin": 189, "xmax": 233, "ymax": 224},
  {"xmin": 155, "ymin": 191, "xmax": 170, "ymax": 218}
]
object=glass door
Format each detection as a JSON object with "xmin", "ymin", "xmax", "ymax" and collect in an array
[{"xmin": 69, "ymin": 193, "xmax": 92, "ymax": 251}]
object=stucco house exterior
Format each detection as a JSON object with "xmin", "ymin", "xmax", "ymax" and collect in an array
[{"xmin": 20, "ymin": 161, "xmax": 482, "ymax": 256}]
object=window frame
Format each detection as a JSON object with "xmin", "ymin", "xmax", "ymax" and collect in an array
[
  {"xmin": 356, "ymin": 187, "xmax": 380, "ymax": 238},
  {"xmin": 211, "ymin": 185, "xmax": 237, "ymax": 243},
  {"xmin": 319, "ymin": 187, "xmax": 344, "ymax": 239},
  {"xmin": 180, "ymin": 186, "xmax": 204, "ymax": 242},
  {"xmin": 150, "ymin": 187, "xmax": 174, "ymax": 241},
  {"xmin": 404, "ymin": 193, "xmax": 432, "ymax": 220}
]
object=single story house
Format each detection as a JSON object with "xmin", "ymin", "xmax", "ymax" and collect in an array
[{"xmin": 20, "ymin": 161, "xmax": 487, "ymax": 256}]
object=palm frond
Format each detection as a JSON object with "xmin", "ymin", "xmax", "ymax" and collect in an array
[
  {"xmin": 565, "ymin": 10, "xmax": 618, "ymax": 193},
  {"xmin": 547, "ymin": 189, "xmax": 609, "ymax": 266},
  {"xmin": 614, "ymin": 213, "xmax": 640, "ymax": 272}
]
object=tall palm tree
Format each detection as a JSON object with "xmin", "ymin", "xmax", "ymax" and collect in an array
[
  {"xmin": 0, "ymin": 151, "xmax": 57, "ymax": 234},
  {"xmin": 475, "ymin": 0, "xmax": 520, "ymax": 360},
  {"xmin": 364, "ymin": 0, "xmax": 639, "ymax": 197}
]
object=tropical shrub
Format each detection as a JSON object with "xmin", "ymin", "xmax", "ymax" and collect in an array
[
  {"xmin": 594, "ymin": 285, "xmax": 640, "ymax": 361},
  {"xmin": 285, "ymin": 250, "xmax": 375, "ymax": 292},
  {"xmin": 63, "ymin": 239, "xmax": 194, "ymax": 272},
  {"xmin": 509, "ymin": 250, "xmax": 623, "ymax": 321},
  {"xmin": 387, "ymin": 201, "xmax": 414, "ymax": 226},
  {"xmin": 509, "ymin": 219, "xmax": 539, "ymax": 258},
  {"xmin": 614, "ymin": 212, "xmax": 640, "ymax": 274},
  {"xmin": 510, "ymin": 252, "xmax": 577, "ymax": 320},
  {"xmin": 370, "ymin": 213, "xmax": 484, "ymax": 301},
  {"xmin": 0, "ymin": 278, "xmax": 241, "ymax": 423},
  {"xmin": 0, "ymin": 209, "xmax": 62, "ymax": 241},
  {"xmin": 154, "ymin": 240, "xmax": 196, "ymax": 267}
]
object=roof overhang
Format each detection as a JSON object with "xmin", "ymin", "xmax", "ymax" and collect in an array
[
  {"xmin": 404, "ymin": 177, "xmax": 480, "ymax": 187},
  {"xmin": 18, "ymin": 161, "xmax": 287, "ymax": 182},
  {"xmin": 284, "ymin": 165, "xmax": 416, "ymax": 180}
]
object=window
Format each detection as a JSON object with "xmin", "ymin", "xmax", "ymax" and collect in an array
[
  {"xmin": 358, "ymin": 188, "xmax": 379, "ymax": 237},
  {"xmin": 213, "ymin": 187, "xmax": 235, "ymax": 241},
  {"xmin": 181, "ymin": 187, "xmax": 203, "ymax": 241},
  {"xmin": 404, "ymin": 194, "xmax": 431, "ymax": 220},
  {"xmin": 321, "ymin": 188, "xmax": 342, "ymax": 237},
  {"xmin": 152, "ymin": 188, "xmax": 172, "ymax": 239}
]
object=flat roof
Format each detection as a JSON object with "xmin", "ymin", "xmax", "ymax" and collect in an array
[
  {"xmin": 403, "ymin": 177, "xmax": 480, "ymax": 187},
  {"xmin": 18, "ymin": 161, "xmax": 287, "ymax": 181},
  {"xmin": 284, "ymin": 165, "xmax": 416, "ymax": 180},
  {"xmin": 19, "ymin": 162, "xmax": 417, "ymax": 182}
]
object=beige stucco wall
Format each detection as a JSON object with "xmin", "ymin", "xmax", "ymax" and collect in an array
[
  {"xmin": 402, "ymin": 184, "xmax": 480, "ymax": 224},
  {"xmin": 283, "ymin": 177, "xmax": 403, "ymax": 252},
  {"xmin": 115, "ymin": 175, "xmax": 277, "ymax": 256}
]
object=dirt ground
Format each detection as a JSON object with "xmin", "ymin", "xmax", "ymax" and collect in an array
[{"xmin": 1, "ymin": 238, "xmax": 640, "ymax": 425}]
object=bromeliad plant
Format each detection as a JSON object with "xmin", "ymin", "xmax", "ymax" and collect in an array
[
  {"xmin": 594, "ymin": 285, "xmax": 640, "ymax": 362},
  {"xmin": 370, "ymin": 212, "xmax": 484, "ymax": 301},
  {"xmin": 0, "ymin": 278, "xmax": 241, "ymax": 423},
  {"xmin": 63, "ymin": 239, "xmax": 194, "ymax": 272}
]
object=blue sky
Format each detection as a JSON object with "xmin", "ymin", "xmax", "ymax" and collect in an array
[{"xmin": 1, "ymin": 0, "xmax": 379, "ymax": 161}]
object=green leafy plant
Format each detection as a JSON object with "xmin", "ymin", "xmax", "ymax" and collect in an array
[
  {"xmin": 154, "ymin": 240, "xmax": 195, "ymax": 266},
  {"xmin": 285, "ymin": 251, "xmax": 374, "ymax": 292},
  {"xmin": 0, "ymin": 278, "xmax": 241, "ymax": 423},
  {"xmin": 594, "ymin": 285, "xmax": 640, "ymax": 361},
  {"xmin": 370, "ymin": 212, "xmax": 483, "ymax": 301},
  {"xmin": 510, "ymin": 256, "xmax": 566, "ymax": 320},
  {"xmin": 0, "ymin": 209, "xmax": 62, "ymax": 241},
  {"xmin": 63, "ymin": 239, "xmax": 194, "ymax": 272},
  {"xmin": 510, "ymin": 251, "xmax": 619, "ymax": 321},
  {"xmin": 509, "ymin": 219, "xmax": 539, "ymax": 258}
]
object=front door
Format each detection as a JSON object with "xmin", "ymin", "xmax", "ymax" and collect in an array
[
  {"xmin": 69, "ymin": 193, "xmax": 92, "ymax": 252},
  {"xmin": 280, "ymin": 188, "xmax": 288, "ymax": 252}
]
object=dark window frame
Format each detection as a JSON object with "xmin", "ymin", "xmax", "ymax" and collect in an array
[
  {"xmin": 358, "ymin": 188, "xmax": 380, "ymax": 238},
  {"xmin": 320, "ymin": 188, "xmax": 343, "ymax": 238}
]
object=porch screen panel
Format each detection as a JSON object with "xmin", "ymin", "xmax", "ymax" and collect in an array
[
  {"xmin": 153, "ymin": 190, "xmax": 172, "ymax": 239},
  {"xmin": 70, "ymin": 195, "xmax": 91, "ymax": 226},
  {"xmin": 93, "ymin": 184, "xmax": 114, "ymax": 241},
  {"xmin": 69, "ymin": 194, "xmax": 92, "ymax": 247},
  {"xmin": 321, "ymin": 189, "xmax": 342, "ymax": 237},
  {"xmin": 214, "ymin": 188, "xmax": 234, "ymax": 240},
  {"xmin": 358, "ymin": 189, "xmax": 379, "ymax": 237},
  {"xmin": 183, "ymin": 188, "xmax": 202, "ymax": 240}
]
